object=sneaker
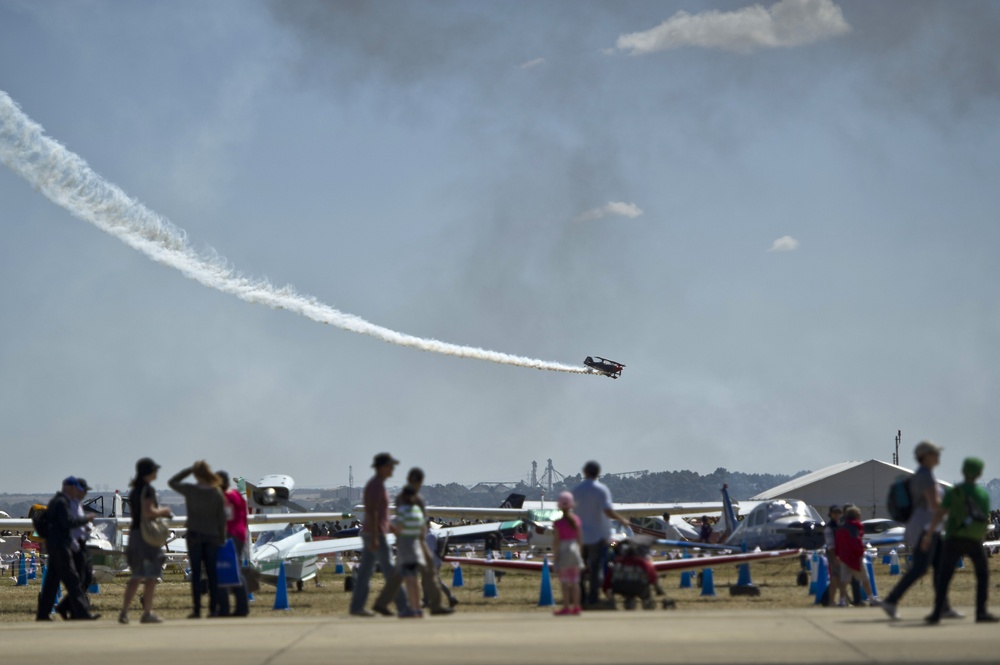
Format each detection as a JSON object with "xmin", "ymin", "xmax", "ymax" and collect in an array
[
  {"xmin": 868, "ymin": 597, "xmax": 882, "ymax": 608},
  {"xmin": 448, "ymin": 596, "xmax": 460, "ymax": 608},
  {"xmin": 372, "ymin": 605, "xmax": 394, "ymax": 617},
  {"xmin": 881, "ymin": 601, "xmax": 898, "ymax": 620},
  {"xmin": 399, "ymin": 609, "xmax": 423, "ymax": 619},
  {"xmin": 925, "ymin": 613, "xmax": 941, "ymax": 625},
  {"xmin": 942, "ymin": 608, "xmax": 965, "ymax": 619},
  {"xmin": 118, "ymin": 612, "xmax": 129, "ymax": 625},
  {"xmin": 554, "ymin": 607, "xmax": 572, "ymax": 616},
  {"xmin": 140, "ymin": 613, "xmax": 163, "ymax": 624},
  {"xmin": 570, "ymin": 606, "xmax": 581, "ymax": 616},
  {"xmin": 837, "ymin": 599, "xmax": 848, "ymax": 608},
  {"xmin": 976, "ymin": 613, "xmax": 1000, "ymax": 623},
  {"xmin": 349, "ymin": 609, "xmax": 376, "ymax": 618}
]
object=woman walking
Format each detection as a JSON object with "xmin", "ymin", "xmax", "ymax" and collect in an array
[{"xmin": 119, "ymin": 458, "xmax": 173, "ymax": 624}]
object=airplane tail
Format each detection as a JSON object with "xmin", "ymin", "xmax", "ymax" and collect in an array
[
  {"xmin": 499, "ymin": 494, "xmax": 526, "ymax": 509},
  {"xmin": 720, "ymin": 484, "xmax": 739, "ymax": 539}
]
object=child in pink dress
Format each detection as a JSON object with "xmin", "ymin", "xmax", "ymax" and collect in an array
[{"xmin": 552, "ymin": 491, "xmax": 584, "ymax": 615}]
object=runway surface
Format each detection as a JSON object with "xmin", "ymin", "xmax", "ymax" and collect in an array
[{"xmin": 3, "ymin": 607, "xmax": 997, "ymax": 664}]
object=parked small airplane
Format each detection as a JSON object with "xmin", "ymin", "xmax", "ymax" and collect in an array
[
  {"xmin": 721, "ymin": 485, "xmax": 826, "ymax": 551},
  {"xmin": 584, "ymin": 356, "xmax": 625, "ymax": 379}
]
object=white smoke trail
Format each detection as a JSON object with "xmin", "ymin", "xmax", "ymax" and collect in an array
[{"xmin": 0, "ymin": 91, "xmax": 592, "ymax": 375}]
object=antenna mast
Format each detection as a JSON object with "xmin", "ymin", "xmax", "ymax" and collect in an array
[{"xmin": 893, "ymin": 430, "xmax": 901, "ymax": 466}]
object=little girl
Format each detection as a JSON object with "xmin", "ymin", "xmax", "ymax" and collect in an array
[{"xmin": 552, "ymin": 491, "xmax": 584, "ymax": 615}]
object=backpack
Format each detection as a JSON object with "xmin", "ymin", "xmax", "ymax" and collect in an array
[
  {"xmin": 30, "ymin": 505, "xmax": 51, "ymax": 540},
  {"xmin": 887, "ymin": 475, "xmax": 914, "ymax": 523},
  {"xmin": 951, "ymin": 485, "xmax": 988, "ymax": 528}
]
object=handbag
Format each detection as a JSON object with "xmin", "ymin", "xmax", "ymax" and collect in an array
[{"xmin": 139, "ymin": 485, "xmax": 170, "ymax": 547}]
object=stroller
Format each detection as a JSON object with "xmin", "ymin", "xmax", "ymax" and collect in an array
[{"xmin": 604, "ymin": 537, "xmax": 665, "ymax": 610}]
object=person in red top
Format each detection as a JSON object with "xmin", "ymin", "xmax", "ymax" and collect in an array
[
  {"xmin": 217, "ymin": 471, "xmax": 249, "ymax": 617},
  {"xmin": 834, "ymin": 505, "xmax": 880, "ymax": 607}
]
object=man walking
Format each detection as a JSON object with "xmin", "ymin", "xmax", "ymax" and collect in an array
[
  {"xmin": 36, "ymin": 477, "xmax": 97, "ymax": 621},
  {"xmin": 55, "ymin": 477, "xmax": 95, "ymax": 619},
  {"xmin": 572, "ymin": 461, "xmax": 631, "ymax": 607},
  {"xmin": 882, "ymin": 441, "xmax": 957, "ymax": 620},
  {"xmin": 349, "ymin": 453, "xmax": 407, "ymax": 617},
  {"xmin": 925, "ymin": 457, "xmax": 999, "ymax": 624}
]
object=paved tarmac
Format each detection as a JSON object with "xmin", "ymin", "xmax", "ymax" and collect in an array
[{"xmin": 3, "ymin": 607, "xmax": 997, "ymax": 665}]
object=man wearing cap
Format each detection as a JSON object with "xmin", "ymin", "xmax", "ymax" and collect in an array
[
  {"xmin": 572, "ymin": 461, "xmax": 632, "ymax": 607},
  {"xmin": 36, "ymin": 477, "xmax": 97, "ymax": 621},
  {"xmin": 349, "ymin": 453, "xmax": 407, "ymax": 617},
  {"xmin": 881, "ymin": 441, "xmax": 957, "ymax": 620},
  {"xmin": 55, "ymin": 477, "xmax": 96, "ymax": 619},
  {"xmin": 925, "ymin": 457, "xmax": 998, "ymax": 624}
]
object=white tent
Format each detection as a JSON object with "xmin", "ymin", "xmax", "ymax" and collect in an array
[{"xmin": 752, "ymin": 459, "xmax": 949, "ymax": 520}]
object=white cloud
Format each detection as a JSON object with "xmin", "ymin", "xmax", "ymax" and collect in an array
[
  {"xmin": 768, "ymin": 235, "xmax": 800, "ymax": 252},
  {"xmin": 519, "ymin": 57, "xmax": 546, "ymax": 70},
  {"xmin": 613, "ymin": 0, "xmax": 850, "ymax": 56},
  {"xmin": 575, "ymin": 201, "xmax": 644, "ymax": 223}
]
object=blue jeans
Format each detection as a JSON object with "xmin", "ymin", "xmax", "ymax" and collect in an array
[{"xmin": 349, "ymin": 533, "xmax": 406, "ymax": 613}]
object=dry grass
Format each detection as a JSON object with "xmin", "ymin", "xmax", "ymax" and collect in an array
[{"xmin": 2, "ymin": 554, "xmax": 999, "ymax": 622}]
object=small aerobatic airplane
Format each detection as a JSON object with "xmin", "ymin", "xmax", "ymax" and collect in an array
[{"xmin": 583, "ymin": 356, "xmax": 624, "ymax": 379}]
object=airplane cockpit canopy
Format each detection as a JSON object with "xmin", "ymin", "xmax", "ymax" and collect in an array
[{"xmin": 742, "ymin": 500, "xmax": 822, "ymax": 528}]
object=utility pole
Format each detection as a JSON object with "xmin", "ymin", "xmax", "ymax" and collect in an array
[{"xmin": 893, "ymin": 430, "xmax": 901, "ymax": 466}]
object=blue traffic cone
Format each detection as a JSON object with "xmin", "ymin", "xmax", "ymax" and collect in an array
[
  {"xmin": 334, "ymin": 553, "xmax": 344, "ymax": 575},
  {"xmin": 813, "ymin": 556, "xmax": 828, "ymax": 605},
  {"xmin": 273, "ymin": 562, "xmax": 290, "ymax": 611},
  {"xmin": 16, "ymin": 554, "xmax": 27, "ymax": 586},
  {"xmin": 483, "ymin": 568, "xmax": 498, "ymax": 598},
  {"xmin": 88, "ymin": 582, "xmax": 100, "ymax": 595},
  {"xmin": 452, "ymin": 562, "xmax": 464, "ymax": 588},
  {"xmin": 889, "ymin": 550, "xmax": 900, "ymax": 576},
  {"xmin": 538, "ymin": 556, "xmax": 554, "ymax": 606},
  {"xmin": 700, "ymin": 568, "xmax": 716, "ymax": 597},
  {"xmin": 882, "ymin": 552, "xmax": 892, "ymax": 565},
  {"xmin": 735, "ymin": 543, "xmax": 753, "ymax": 586},
  {"xmin": 808, "ymin": 552, "xmax": 819, "ymax": 596},
  {"xmin": 865, "ymin": 555, "xmax": 878, "ymax": 598},
  {"xmin": 680, "ymin": 551, "xmax": 692, "ymax": 588}
]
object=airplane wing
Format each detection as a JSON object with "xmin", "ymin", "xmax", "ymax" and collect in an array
[
  {"xmin": 422, "ymin": 507, "xmax": 528, "ymax": 521},
  {"xmin": 279, "ymin": 534, "xmax": 394, "ymax": 560},
  {"xmin": 612, "ymin": 502, "xmax": 726, "ymax": 518},
  {"xmin": 442, "ymin": 548, "xmax": 800, "ymax": 573}
]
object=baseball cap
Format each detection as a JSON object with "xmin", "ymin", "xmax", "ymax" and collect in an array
[
  {"xmin": 372, "ymin": 453, "xmax": 400, "ymax": 468},
  {"xmin": 62, "ymin": 476, "xmax": 86, "ymax": 492},
  {"xmin": 914, "ymin": 440, "xmax": 943, "ymax": 461},
  {"xmin": 962, "ymin": 457, "xmax": 984, "ymax": 478},
  {"xmin": 75, "ymin": 477, "xmax": 92, "ymax": 492}
]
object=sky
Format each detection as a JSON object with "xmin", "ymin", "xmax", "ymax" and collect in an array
[{"xmin": 1, "ymin": 1, "xmax": 999, "ymax": 494}]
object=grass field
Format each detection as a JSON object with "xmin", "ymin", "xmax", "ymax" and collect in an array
[{"xmin": 3, "ymin": 553, "xmax": 998, "ymax": 622}]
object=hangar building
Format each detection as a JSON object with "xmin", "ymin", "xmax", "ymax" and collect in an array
[{"xmin": 751, "ymin": 459, "xmax": 950, "ymax": 520}]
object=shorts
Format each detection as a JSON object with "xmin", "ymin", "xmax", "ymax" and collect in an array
[
  {"xmin": 399, "ymin": 562, "xmax": 422, "ymax": 578},
  {"xmin": 557, "ymin": 567, "xmax": 581, "ymax": 585},
  {"xmin": 839, "ymin": 565, "xmax": 867, "ymax": 584}
]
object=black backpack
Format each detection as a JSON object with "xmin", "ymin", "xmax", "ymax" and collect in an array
[
  {"xmin": 30, "ymin": 505, "xmax": 51, "ymax": 540},
  {"xmin": 887, "ymin": 475, "xmax": 914, "ymax": 523}
]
